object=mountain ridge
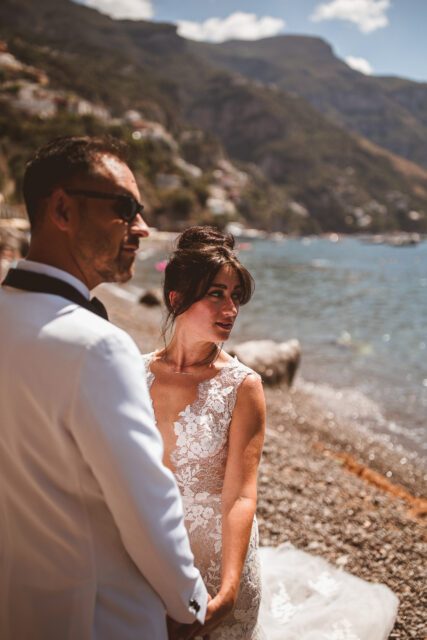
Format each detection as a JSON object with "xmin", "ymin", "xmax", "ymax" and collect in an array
[
  {"xmin": 0, "ymin": 0, "xmax": 426, "ymax": 233},
  {"xmin": 189, "ymin": 35, "xmax": 427, "ymax": 169}
]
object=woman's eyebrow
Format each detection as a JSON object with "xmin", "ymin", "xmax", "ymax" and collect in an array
[{"xmin": 210, "ymin": 282, "xmax": 242, "ymax": 290}]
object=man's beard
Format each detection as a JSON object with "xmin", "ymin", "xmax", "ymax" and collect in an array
[
  {"xmin": 74, "ymin": 225, "xmax": 137, "ymax": 285},
  {"xmin": 93, "ymin": 252, "xmax": 135, "ymax": 284},
  {"xmin": 113, "ymin": 251, "xmax": 136, "ymax": 283}
]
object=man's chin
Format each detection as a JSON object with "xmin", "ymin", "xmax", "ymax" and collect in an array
[
  {"xmin": 115, "ymin": 261, "xmax": 135, "ymax": 283},
  {"xmin": 104, "ymin": 249, "xmax": 136, "ymax": 283},
  {"xmin": 115, "ymin": 270, "xmax": 133, "ymax": 284},
  {"xmin": 95, "ymin": 262, "xmax": 134, "ymax": 285}
]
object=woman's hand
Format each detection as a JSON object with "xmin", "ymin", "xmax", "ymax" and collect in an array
[
  {"xmin": 195, "ymin": 591, "xmax": 235, "ymax": 638},
  {"xmin": 167, "ymin": 591, "xmax": 235, "ymax": 640}
]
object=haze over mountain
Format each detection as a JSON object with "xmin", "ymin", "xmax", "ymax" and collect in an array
[{"xmin": 0, "ymin": 0, "xmax": 426, "ymax": 233}]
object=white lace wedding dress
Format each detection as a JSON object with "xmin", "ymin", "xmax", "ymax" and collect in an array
[
  {"xmin": 143, "ymin": 353, "xmax": 263, "ymax": 639},
  {"xmin": 258, "ymin": 544, "xmax": 398, "ymax": 639},
  {"xmin": 142, "ymin": 354, "xmax": 398, "ymax": 640}
]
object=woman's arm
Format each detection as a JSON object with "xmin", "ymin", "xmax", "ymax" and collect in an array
[
  {"xmin": 195, "ymin": 373, "xmax": 266, "ymax": 638},
  {"xmin": 219, "ymin": 373, "xmax": 266, "ymax": 605}
]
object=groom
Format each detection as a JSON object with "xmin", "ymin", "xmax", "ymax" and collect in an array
[{"xmin": 0, "ymin": 136, "xmax": 208, "ymax": 639}]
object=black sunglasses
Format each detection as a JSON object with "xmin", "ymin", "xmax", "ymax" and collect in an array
[{"xmin": 64, "ymin": 189, "xmax": 144, "ymax": 223}]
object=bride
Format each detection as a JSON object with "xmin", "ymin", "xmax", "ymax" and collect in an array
[
  {"xmin": 142, "ymin": 226, "xmax": 265, "ymax": 639},
  {"xmin": 142, "ymin": 226, "xmax": 398, "ymax": 640}
]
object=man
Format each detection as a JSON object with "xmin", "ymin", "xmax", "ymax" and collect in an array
[{"xmin": 0, "ymin": 136, "xmax": 208, "ymax": 639}]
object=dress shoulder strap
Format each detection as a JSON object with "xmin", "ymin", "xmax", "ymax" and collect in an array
[
  {"xmin": 221, "ymin": 356, "xmax": 261, "ymax": 389},
  {"xmin": 141, "ymin": 352, "xmax": 156, "ymax": 389},
  {"xmin": 141, "ymin": 351, "xmax": 155, "ymax": 364}
]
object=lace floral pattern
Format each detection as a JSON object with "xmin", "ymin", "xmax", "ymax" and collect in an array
[{"xmin": 143, "ymin": 354, "xmax": 263, "ymax": 639}]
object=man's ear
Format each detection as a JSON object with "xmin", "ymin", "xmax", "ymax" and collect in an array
[{"xmin": 48, "ymin": 189, "xmax": 71, "ymax": 231}]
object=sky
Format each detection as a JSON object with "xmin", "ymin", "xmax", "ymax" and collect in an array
[{"xmin": 73, "ymin": 0, "xmax": 427, "ymax": 82}]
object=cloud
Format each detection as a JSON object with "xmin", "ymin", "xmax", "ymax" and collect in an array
[
  {"xmin": 177, "ymin": 12, "xmax": 285, "ymax": 43},
  {"xmin": 345, "ymin": 56, "xmax": 373, "ymax": 74},
  {"xmin": 310, "ymin": 0, "xmax": 390, "ymax": 33},
  {"xmin": 73, "ymin": 0, "xmax": 153, "ymax": 20}
]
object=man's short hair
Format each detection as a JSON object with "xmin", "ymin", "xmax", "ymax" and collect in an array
[{"xmin": 23, "ymin": 136, "xmax": 128, "ymax": 230}]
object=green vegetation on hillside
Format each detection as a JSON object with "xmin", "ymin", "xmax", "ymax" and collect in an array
[{"xmin": 0, "ymin": 0, "xmax": 426, "ymax": 233}]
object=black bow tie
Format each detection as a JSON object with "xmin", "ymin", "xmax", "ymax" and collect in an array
[{"xmin": 2, "ymin": 268, "xmax": 109, "ymax": 321}]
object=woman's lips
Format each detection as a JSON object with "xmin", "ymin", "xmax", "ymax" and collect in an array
[{"xmin": 216, "ymin": 321, "xmax": 234, "ymax": 330}]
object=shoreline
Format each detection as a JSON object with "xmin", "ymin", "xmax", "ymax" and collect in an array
[{"xmin": 97, "ymin": 283, "xmax": 426, "ymax": 638}]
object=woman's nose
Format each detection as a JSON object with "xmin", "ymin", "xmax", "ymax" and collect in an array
[{"xmin": 223, "ymin": 296, "xmax": 238, "ymax": 315}]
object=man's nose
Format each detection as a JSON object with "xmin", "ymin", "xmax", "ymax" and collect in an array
[{"xmin": 130, "ymin": 213, "xmax": 150, "ymax": 237}]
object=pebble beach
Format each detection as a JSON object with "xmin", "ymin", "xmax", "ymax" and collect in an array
[{"xmin": 96, "ymin": 283, "xmax": 427, "ymax": 640}]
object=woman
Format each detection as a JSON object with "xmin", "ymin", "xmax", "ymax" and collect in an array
[
  {"xmin": 142, "ymin": 226, "xmax": 399, "ymax": 640},
  {"xmin": 142, "ymin": 226, "xmax": 266, "ymax": 639}
]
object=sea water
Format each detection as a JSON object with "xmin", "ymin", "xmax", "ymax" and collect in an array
[{"xmin": 131, "ymin": 236, "xmax": 427, "ymax": 462}]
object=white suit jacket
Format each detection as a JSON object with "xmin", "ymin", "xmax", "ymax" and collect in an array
[{"xmin": 0, "ymin": 261, "xmax": 207, "ymax": 640}]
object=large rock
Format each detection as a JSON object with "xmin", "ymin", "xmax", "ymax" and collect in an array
[
  {"xmin": 139, "ymin": 289, "xmax": 163, "ymax": 307},
  {"xmin": 229, "ymin": 339, "xmax": 301, "ymax": 386}
]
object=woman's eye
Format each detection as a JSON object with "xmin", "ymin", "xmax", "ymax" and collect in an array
[{"xmin": 208, "ymin": 290, "xmax": 223, "ymax": 298}]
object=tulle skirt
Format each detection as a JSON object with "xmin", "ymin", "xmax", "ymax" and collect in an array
[{"xmin": 258, "ymin": 543, "xmax": 398, "ymax": 640}]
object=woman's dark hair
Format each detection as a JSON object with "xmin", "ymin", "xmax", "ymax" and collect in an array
[
  {"xmin": 22, "ymin": 135, "xmax": 128, "ymax": 230},
  {"xmin": 163, "ymin": 226, "xmax": 254, "ymax": 331}
]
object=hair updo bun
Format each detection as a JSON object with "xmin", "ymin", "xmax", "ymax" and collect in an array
[
  {"xmin": 163, "ymin": 225, "xmax": 254, "ymax": 330},
  {"xmin": 177, "ymin": 226, "xmax": 235, "ymax": 251}
]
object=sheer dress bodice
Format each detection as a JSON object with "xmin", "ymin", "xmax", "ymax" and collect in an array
[{"xmin": 142, "ymin": 354, "xmax": 264, "ymax": 640}]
